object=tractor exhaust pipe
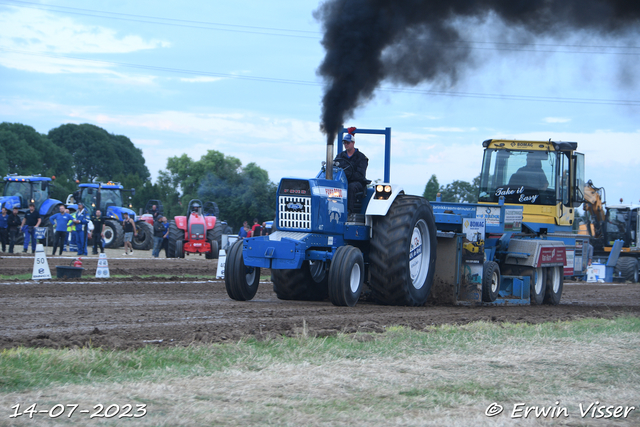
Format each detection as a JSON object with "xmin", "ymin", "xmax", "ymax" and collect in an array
[{"xmin": 326, "ymin": 141, "xmax": 334, "ymax": 181}]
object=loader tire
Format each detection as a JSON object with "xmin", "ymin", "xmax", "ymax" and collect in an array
[
  {"xmin": 103, "ymin": 220, "xmax": 124, "ymax": 248},
  {"xmin": 543, "ymin": 266, "xmax": 563, "ymax": 305},
  {"xmin": 615, "ymin": 257, "xmax": 639, "ymax": 282},
  {"xmin": 272, "ymin": 261, "xmax": 328, "ymax": 301},
  {"xmin": 328, "ymin": 245, "xmax": 364, "ymax": 307},
  {"xmin": 482, "ymin": 261, "xmax": 500, "ymax": 302},
  {"xmin": 132, "ymin": 221, "xmax": 153, "ymax": 250},
  {"xmin": 225, "ymin": 239, "xmax": 260, "ymax": 301},
  {"xmin": 167, "ymin": 221, "xmax": 183, "ymax": 258},
  {"xmin": 206, "ymin": 221, "xmax": 223, "ymax": 259},
  {"xmin": 530, "ymin": 267, "xmax": 547, "ymax": 305},
  {"xmin": 369, "ymin": 195, "xmax": 437, "ymax": 306}
]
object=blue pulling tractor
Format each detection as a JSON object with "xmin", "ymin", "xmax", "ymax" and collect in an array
[
  {"xmin": 1, "ymin": 174, "xmax": 64, "ymax": 245},
  {"xmin": 226, "ymin": 128, "xmax": 437, "ymax": 306},
  {"xmin": 225, "ymin": 129, "xmax": 588, "ymax": 307}
]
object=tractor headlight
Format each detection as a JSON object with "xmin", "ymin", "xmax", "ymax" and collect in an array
[{"xmin": 375, "ymin": 184, "xmax": 392, "ymax": 200}]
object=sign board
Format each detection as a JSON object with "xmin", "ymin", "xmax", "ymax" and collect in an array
[
  {"xmin": 32, "ymin": 244, "xmax": 51, "ymax": 280},
  {"xmin": 216, "ymin": 250, "xmax": 227, "ymax": 279},
  {"xmin": 95, "ymin": 253, "xmax": 110, "ymax": 278}
]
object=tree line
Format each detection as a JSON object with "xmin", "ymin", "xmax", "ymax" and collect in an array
[
  {"xmin": 0, "ymin": 122, "xmax": 275, "ymax": 231},
  {"xmin": 422, "ymin": 174, "xmax": 480, "ymax": 203},
  {"xmin": 1, "ymin": 122, "xmax": 478, "ymax": 230}
]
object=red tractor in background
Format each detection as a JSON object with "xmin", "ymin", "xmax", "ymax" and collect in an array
[
  {"xmin": 167, "ymin": 199, "xmax": 222, "ymax": 259},
  {"xmin": 139, "ymin": 199, "xmax": 163, "ymax": 226}
]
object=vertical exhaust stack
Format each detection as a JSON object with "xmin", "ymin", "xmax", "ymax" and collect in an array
[{"xmin": 326, "ymin": 138, "xmax": 334, "ymax": 181}]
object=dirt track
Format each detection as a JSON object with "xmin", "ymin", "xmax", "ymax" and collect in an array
[{"xmin": 1, "ymin": 251, "xmax": 639, "ymax": 350}]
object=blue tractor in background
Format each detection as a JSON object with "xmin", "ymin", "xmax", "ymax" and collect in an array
[
  {"xmin": 1, "ymin": 174, "xmax": 64, "ymax": 245},
  {"xmin": 70, "ymin": 182, "xmax": 153, "ymax": 250}
]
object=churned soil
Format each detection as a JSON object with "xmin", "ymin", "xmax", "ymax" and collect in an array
[{"xmin": 1, "ymin": 250, "xmax": 639, "ymax": 350}]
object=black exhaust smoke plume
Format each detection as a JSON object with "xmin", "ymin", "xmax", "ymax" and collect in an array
[{"xmin": 315, "ymin": 0, "xmax": 640, "ymax": 142}]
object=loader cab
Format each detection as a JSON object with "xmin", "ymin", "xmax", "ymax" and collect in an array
[
  {"xmin": 604, "ymin": 205, "xmax": 639, "ymax": 249},
  {"xmin": 478, "ymin": 140, "xmax": 585, "ymax": 233}
]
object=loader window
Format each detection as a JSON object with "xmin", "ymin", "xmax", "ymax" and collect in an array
[{"xmin": 478, "ymin": 149, "xmax": 556, "ymax": 205}]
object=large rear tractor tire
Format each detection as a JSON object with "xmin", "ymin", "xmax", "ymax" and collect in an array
[
  {"xmin": 369, "ymin": 195, "xmax": 437, "ymax": 306},
  {"xmin": 272, "ymin": 260, "xmax": 328, "ymax": 301},
  {"xmin": 167, "ymin": 221, "xmax": 184, "ymax": 258},
  {"xmin": 103, "ymin": 220, "xmax": 124, "ymax": 248},
  {"xmin": 206, "ymin": 221, "xmax": 223, "ymax": 259},
  {"xmin": 225, "ymin": 240, "xmax": 260, "ymax": 301},
  {"xmin": 543, "ymin": 266, "xmax": 564, "ymax": 305},
  {"xmin": 132, "ymin": 221, "xmax": 153, "ymax": 250},
  {"xmin": 328, "ymin": 245, "xmax": 364, "ymax": 307},
  {"xmin": 615, "ymin": 257, "xmax": 639, "ymax": 282},
  {"xmin": 530, "ymin": 267, "xmax": 547, "ymax": 305},
  {"xmin": 482, "ymin": 261, "xmax": 501, "ymax": 302}
]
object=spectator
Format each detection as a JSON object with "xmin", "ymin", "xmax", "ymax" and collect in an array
[
  {"xmin": 65, "ymin": 208, "xmax": 75, "ymax": 252},
  {"xmin": 73, "ymin": 201, "xmax": 90, "ymax": 256},
  {"xmin": 261, "ymin": 221, "xmax": 270, "ymax": 236},
  {"xmin": 161, "ymin": 216, "xmax": 170, "ymax": 257},
  {"xmin": 148, "ymin": 204, "xmax": 160, "ymax": 220},
  {"xmin": 238, "ymin": 220, "xmax": 249, "ymax": 239},
  {"xmin": 152, "ymin": 215, "xmax": 166, "ymax": 258},
  {"xmin": 0, "ymin": 205, "xmax": 8, "ymax": 252},
  {"xmin": 7, "ymin": 206, "xmax": 21, "ymax": 253},
  {"xmin": 251, "ymin": 218, "xmax": 262, "ymax": 237},
  {"xmin": 50, "ymin": 204, "xmax": 73, "ymax": 256},
  {"xmin": 122, "ymin": 212, "xmax": 137, "ymax": 255},
  {"xmin": 90, "ymin": 209, "xmax": 107, "ymax": 255},
  {"xmin": 21, "ymin": 203, "xmax": 41, "ymax": 253}
]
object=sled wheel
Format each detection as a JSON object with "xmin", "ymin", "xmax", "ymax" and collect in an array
[
  {"xmin": 482, "ymin": 261, "xmax": 501, "ymax": 302},
  {"xmin": 530, "ymin": 267, "xmax": 547, "ymax": 305},
  {"xmin": 543, "ymin": 266, "xmax": 564, "ymax": 305}
]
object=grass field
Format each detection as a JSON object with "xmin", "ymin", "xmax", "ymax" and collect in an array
[{"xmin": 1, "ymin": 317, "xmax": 639, "ymax": 426}]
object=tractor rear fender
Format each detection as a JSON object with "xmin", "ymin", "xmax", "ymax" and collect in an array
[
  {"xmin": 174, "ymin": 216, "xmax": 188, "ymax": 230},
  {"xmin": 40, "ymin": 198, "xmax": 63, "ymax": 216},
  {"xmin": 365, "ymin": 184, "xmax": 404, "ymax": 217},
  {"xmin": 205, "ymin": 216, "xmax": 216, "ymax": 229},
  {"xmin": 107, "ymin": 206, "xmax": 136, "ymax": 221}
]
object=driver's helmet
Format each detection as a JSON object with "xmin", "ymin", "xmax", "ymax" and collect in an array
[{"xmin": 191, "ymin": 202, "xmax": 201, "ymax": 212}]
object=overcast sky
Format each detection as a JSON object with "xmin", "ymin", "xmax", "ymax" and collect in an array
[{"xmin": 1, "ymin": 0, "xmax": 639, "ymax": 207}]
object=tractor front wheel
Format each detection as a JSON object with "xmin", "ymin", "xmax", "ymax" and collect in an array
[
  {"xmin": 206, "ymin": 221, "xmax": 223, "ymax": 259},
  {"xmin": 132, "ymin": 221, "xmax": 153, "ymax": 250},
  {"xmin": 225, "ymin": 240, "xmax": 260, "ymax": 301},
  {"xmin": 103, "ymin": 220, "xmax": 124, "ymax": 248},
  {"xmin": 328, "ymin": 245, "xmax": 364, "ymax": 307},
  {"xmin": 205, "ymin": 240, "xmax": 219, "ymax": 260},
  {"xmin": 167, "ymin": 221, "xmax": 183, "ymax": 258},
  {"xmin": 369, "ymin": 195, "xmax": 437, "ymax": 306}
]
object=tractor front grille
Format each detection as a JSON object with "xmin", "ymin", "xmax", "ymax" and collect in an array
[{"xmin": 278, "ymin": 196, "xmax": 311, "ymax": 230}]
